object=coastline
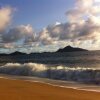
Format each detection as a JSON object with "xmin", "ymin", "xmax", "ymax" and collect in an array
[{"xmin": 0, "ymin": 74, "xmax": 100, "ymax": 92}]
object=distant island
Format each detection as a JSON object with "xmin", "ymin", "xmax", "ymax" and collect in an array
[
  {"xmin": 57, "ymin": 45, "xmax": 88, "ymax": 52},
  {"xmin": 10, "ymin": 45, "xmax": 88, "ymax": 55},
  {"xmin": 0, "ymin": 45, "xmax": 88, "ymax": 56}
]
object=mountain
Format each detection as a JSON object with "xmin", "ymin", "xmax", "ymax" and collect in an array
[
  {"xmin": 0, "ymin": 46, "xmax": 88, "ymax": 56},
  {"xmin": 10, "ymin": 51, "xmax": 26, "ymax": 56},
  {"xmin": 57, "ymin": 45, "xmax": 88, "ymax": 52}
]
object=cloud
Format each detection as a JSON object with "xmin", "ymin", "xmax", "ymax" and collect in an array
[
  {"xmin": 38, "ymin": 28, "xmax": 55, "ymax": 45},
  {"xmin": 2, "ymin": 24, "xmax": 35, "ymax": 43},
  {"xmin": 95, "ymin": 0, "xmax": 100, "ymax": 3},
  {"xmin": 0, "ymin": 6, "xmax": 13, "ymax": 32},
  {"xmin": 38, "ymin": 0, "xmax": 100, "ymax": 50},
  {"xmin": 0, "ymin": 7, "xmax": 36, "ymax": 50},
  {"xmin": 0, "ymin": 24, "xmax": 37, "ymax": 51}
]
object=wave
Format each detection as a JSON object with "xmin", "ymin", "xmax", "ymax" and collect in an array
[{"xmin": 0, "ymin": 63, "xmax": 100, "ymax": 84}]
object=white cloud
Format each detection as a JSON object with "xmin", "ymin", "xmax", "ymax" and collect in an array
[
  {"xmin": 95, "ymin": 0, "xmax": 100, "ymax": 2},
  {"xmin": 38, "ymin": 0, "xmax": 100, "ymax": 50},
  {"xmin": 0, "ymin": 6, "xmax": 13, "ymax": 32}
]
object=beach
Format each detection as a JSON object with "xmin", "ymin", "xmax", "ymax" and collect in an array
[{"xmin": 0, "ymin": 77, "xmax": 100, "ymax": 100}]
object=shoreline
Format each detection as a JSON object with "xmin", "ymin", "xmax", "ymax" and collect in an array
[
  {"xmin": 0, "ymin": 76, "xmax": 100, "ymax": 100},
  {"xmin": 0, "ymin": 74, "xmax": 100, "ymax": 93}
]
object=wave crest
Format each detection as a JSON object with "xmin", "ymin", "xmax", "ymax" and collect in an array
[{"xmin": 0, "ymin": 63, "xmax": 100, "ymax": 84}]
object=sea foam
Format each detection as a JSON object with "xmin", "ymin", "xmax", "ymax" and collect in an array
[{"xmin": 0, "ymin": 63, "xmax": 100, "ymax": 84}]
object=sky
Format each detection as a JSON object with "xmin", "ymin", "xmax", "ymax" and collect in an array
[
  {"xmin": 0, "ymin": 0, "xmax": 74, "ymax": 30},
  {"xmin": 0, "ymin": 0, "xmax": 100, "ymax": 53}
]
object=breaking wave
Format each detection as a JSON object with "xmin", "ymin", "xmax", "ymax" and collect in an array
[{"xmin": 0, "ymin": 63, "xmax": 100, "ymax": 84}]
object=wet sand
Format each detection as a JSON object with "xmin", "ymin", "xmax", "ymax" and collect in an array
[{"xmin": 0, "ymin": 78, "xmax": 100, "ymax": 100}]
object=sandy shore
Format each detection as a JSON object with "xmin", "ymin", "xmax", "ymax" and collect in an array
[{"xmin": 0, "ymin": 78, "xmax": 100, "ymax": 100}]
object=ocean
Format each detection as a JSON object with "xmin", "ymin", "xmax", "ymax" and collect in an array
[{"xmin": 0, "ymin": 51, "xmax": 100, "ymax": 84}]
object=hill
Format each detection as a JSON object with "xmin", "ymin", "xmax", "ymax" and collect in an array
[{"xmin": 57, "ymin": 45, "xmax": 88, "ymax": 52}]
